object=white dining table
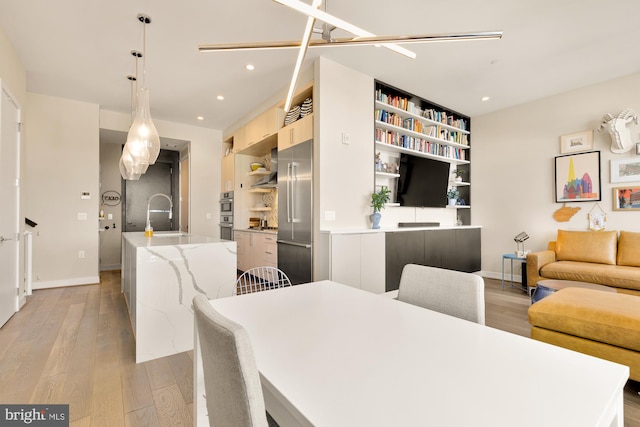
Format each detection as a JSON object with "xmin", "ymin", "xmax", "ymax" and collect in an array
[{"xmin": 194, "ymin": 280, "xmax": 629, "ymax": 427}]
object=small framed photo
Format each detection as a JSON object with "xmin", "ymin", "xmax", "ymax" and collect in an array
[
  {"xmin": 555, "ymin": 151, "xmax": 601, "ymax": 203},
  {"xmin": 560, "ymin": 130, "xmax": 594, "ymax": 154},
  {"xmin": 610, "ymin": 157, "xmax": 640, "ymax": 183},
  {"xmin": 613, "ymin": 186, "xmax": 640, "ymax": 211}
]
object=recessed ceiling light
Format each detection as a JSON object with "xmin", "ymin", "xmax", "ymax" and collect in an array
[
  {"xmin": 246, "ymin": 64, "xmax": 255, "ymax": 71},
  {"xmin": 197, "ymin": 116, "xmax": 204, "ymax": 121},
  {"xmin": 217, "ymin": 95, "xmax": 224, "ymax": 100},
  {"xmin": 481, "ymin": 96, "xmax": 490, "ymax": 102}
]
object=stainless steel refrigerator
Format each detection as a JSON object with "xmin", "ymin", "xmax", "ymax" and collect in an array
[{"xmin": 277, "ymin": 139, "xmax": 312, "ymax": 285}]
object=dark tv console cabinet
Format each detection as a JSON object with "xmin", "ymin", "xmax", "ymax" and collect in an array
[{"xmin": 385, "ymin": 227, "xmax": 481, "ymax": 292}]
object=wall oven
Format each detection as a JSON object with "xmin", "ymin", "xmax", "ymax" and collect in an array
[{"xmin": 219, "ymin": 191, "xmax": 233, "ymax": 240}]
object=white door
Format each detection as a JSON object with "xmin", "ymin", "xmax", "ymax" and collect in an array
[{"xmin": 0, "ymin": 84, "xmax": 20, "ymax": 327}]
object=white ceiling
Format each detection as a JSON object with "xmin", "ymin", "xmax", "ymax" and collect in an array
[{"xmin": 1, "ymin": 0, "xmax": 638, "ymax": 131}]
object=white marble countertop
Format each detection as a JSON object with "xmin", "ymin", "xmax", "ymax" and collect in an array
[
  {"xmin": 122, "ymin": 231, "xmax": 227, "ymax": 247},
  {"xmin": 320, "ymin": 225, "xmax": 481, "ymax": 235}
]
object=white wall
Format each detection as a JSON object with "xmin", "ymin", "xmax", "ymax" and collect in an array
[
  {"xmin": 25, "ymin": 93, "xmax": 100, "ymax": 288},
  {"xmin": 99, "ymin": 110, "xmax": 221, "ymax": 237},
  {"xmin": 473, "ymin": 72, "xmax": 640, "ymax": 279},
  {"xmin": 99, "ymin": 142, "xmax": 123, "ymax": 270}
]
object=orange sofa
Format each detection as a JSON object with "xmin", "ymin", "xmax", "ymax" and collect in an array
[{"xmin": 526, "ymin": 230, "xmax": 640, "ymax": 297}]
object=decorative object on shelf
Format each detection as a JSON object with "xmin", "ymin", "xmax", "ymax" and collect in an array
[
  {"xmin": 120, "ymin": 14, "xmax": 161, "ymax": 180},
  {"xmin": 375, "ymin": 152, "xmax": 383, "ymax": 172},
  {"xmin": 514, "ymin": 232, "xmax": 529, "ymax": 257},
  {"xmin": 370, "ymin": 186, "xmax": 391, "ymax": 229},
  {"xmin": 553, "ymin": 203, "xmax": 581, "ymax": 222},
  {"xmin": 284, "ymin": 105, "xmax": 301, "ymax": 126},
  {"xmin": 453, "ymin": 169, "xmax": 465, "ymax": 182},
  {"xmin": 598, "ymin": 109, "xmax": 639, "ymax": 154},
  {"xmin": 610, "ymin": 157, "xmax": 640, "ymax": 183},
  {"xmin": 250, "ymin": 162, "xmax": 265, "ymax": 171},
  {"xmin": 559, "ymin": 130, "xmax": 594, "ymax": 154},
  {"xmin": 554, "ymin": 151, "xmax": 601, "ymax": 203},
  {"xmin": 588, "ymin": 203, "xmax": 606, "ymax": 231},
  {"xmin": 613, "ymin": 186, "xmax": 640, "ymax": 211},
  {"xmin": 300, "ymin": 97, "xmax": 313, "ymax": 117},
  {"xmin": 447, "ymin": 187, "xmax": 459, "ymax": 206}
]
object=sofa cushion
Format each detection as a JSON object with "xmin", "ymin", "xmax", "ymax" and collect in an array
[
  {"xmin": 528, "ymin": 287, "xmax": 640, "ymax": 352},
  {"xmin": 617, "ymin": 231, "xmax": 640, "ymax": 267},
  {"xmin": 540, "ymin": 261, "xmax": 640, "ymax": 291},
  {"xmin": 555, "ymin": 230, "xmax": 617, "ymax": 265}
]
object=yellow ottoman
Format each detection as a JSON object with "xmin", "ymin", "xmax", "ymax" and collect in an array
[{"xmin": 528, "ymin": 287, "xmax": 640, "ymax": 381}]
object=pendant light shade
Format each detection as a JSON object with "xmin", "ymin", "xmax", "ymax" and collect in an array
[
  {"xmin": 126, "ymin": 87, "xmax": 160, "ymax": 165},
  {"xmin": 119, "ymin": 13, "xmax": 160, "ymax": 180}
]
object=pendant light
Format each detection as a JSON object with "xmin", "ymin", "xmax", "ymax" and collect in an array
[
  {"xmin": 120, "ymin": 13, "xmax": 160, "ymax": 180},
  {"xmin": 120, "ymin": 54, "xmax": 143, "ymax": 180}
]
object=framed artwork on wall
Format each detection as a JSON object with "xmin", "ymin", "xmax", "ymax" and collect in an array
[
  {"xmin": 612, "ymin": 186, "xmax": 640, "ymax": 211},
  {"xmin": 560, "ymin": 130, "xmax": 594, "ymax": 154},
  {"xmin": 555, "ymin": 151, "xmax": 601, "ymax": 203},
  {"xmin": 610, "ymin": 157, "xmax": 640, "ymax": 183}
]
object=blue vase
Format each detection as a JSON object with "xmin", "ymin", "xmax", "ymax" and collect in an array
[{"xmin": 370, "ymin": 212, "xmax": 381, "ymax": 229}]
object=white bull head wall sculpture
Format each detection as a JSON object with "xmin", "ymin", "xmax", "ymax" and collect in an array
[{"xmin": 598, "ymin": 109, "xmax": 639, "ymax": 153}]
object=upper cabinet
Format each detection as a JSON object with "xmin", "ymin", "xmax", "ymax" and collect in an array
[
  {"xmin": 245, "ymin": 107, "xmax": 284, "ymax": 147},
  {"xmin": 278, "ymin": 113, "xmax": 313, "ymax": 150},
  {"xmin": 233, "ymin": 126, "xmax": 247, "ymax": 153}
]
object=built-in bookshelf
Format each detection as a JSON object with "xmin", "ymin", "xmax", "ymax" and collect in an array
[{"xmin": 374, "ymin": 81, "xmax": 472, "ymax": 224}]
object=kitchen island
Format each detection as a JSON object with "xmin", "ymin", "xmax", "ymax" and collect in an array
[{"xmin": 121, "ymin": 231, "xmax": 236, "ymax": 363}]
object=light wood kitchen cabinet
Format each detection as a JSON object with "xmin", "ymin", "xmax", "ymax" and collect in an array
[
  {"xmin": 234, "ymin": 230, "xmax": 250, "ymax": 272},
  {"xmin": 221, "ymin": 153, "xmax": 234, "ymax": 192},
  {"xmin": 235, "ymin": 230, "xmax": 278, "ymax": 272},
  {"xmin": 246, "ymin": 107, "xmax": 284, "ymax": 147},
  {"xmin": 278, "ymin": 113, "xmax": 313, "ymax": 150},
  {"xmin": 233, "ymin": 126, "xmax": 247, "ymax": 153}
]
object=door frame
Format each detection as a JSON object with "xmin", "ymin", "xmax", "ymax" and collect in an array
[{"xmin": 1, "ymin": 81, "xmax": 22, "ymax": 314}]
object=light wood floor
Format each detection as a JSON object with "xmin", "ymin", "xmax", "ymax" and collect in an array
[{"xmin": 1, "ymin": 272, "xmax": 640, "ymax": 426}]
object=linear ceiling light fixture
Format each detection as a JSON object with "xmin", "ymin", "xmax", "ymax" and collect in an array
[
  {"xmin": 120, "ymin": 13, "xmax": 161, "ymax": 181},
  {"xmin": 272, "ymin": 0, "xmax": 416, "ymax": 59},
  {"xmin": 284, "ymin": 0, "xmax": 322, "ymax": 112}
]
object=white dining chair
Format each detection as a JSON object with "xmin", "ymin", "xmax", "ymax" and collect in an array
[
  {"xmin": 396, "ymin": 264, "xmax": 485, "ymax": 325},
  {"xmin": 234, "ymin": 266, "xmax": 292, "ymax": 295},
  {"xmin": 193, "ymin": 294, "xmax": 276, "ymax": 427}
]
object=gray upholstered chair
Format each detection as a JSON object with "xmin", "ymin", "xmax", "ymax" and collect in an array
[
  {"xmin": 193, "ymin": 294, "xmax": 271, "ymax": 427},
  {"xmin": 396, "ymin": 264, "xmax": 485, "ymax": 325}
]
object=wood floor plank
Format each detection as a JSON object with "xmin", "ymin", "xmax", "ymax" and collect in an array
[
  {"xmin": 41, "ymin": 303, "xmax": 85, "ymax": 377},
  {"xmin": 121, "ymin": 362, "xmax": 155, "ymax": 413},
  {"xmin": 69, "ymin": 416, "xmax": 91, "ymax": 427},
  {"xmin": 152, "ymin": 384, "xmax": 193, "ymax": 427},
  {"xmin": 30, "ymin": 372, "xmax": 67, "ymax": 404},
  {"xmin": 124, "ymin": 406, "xmax": 161, "ymax": 427},
  {"xmin": 167, "ymin": 351, "xmax": 194, "ymax": 404},
  {"xmin": 144, "ymin": 358, "xmax": 176, "ymax": 391}
]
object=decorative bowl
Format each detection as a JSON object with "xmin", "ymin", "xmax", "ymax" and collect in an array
[{"xmin": 250, "ymin": 162, "xmax": 265, "ymax": 171}]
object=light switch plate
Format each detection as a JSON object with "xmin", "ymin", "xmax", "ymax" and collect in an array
[{"xmin": 77, "ymin": 213, "xmax": 87, "ymax": 221}]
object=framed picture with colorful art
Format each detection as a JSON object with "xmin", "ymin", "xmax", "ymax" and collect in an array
[
  {"xmin": 612, "ymin": 186, "xmax": 640, "ymax": 211},
  {"xmin": 555, "ymin": 151, "xmax": 601, "ymax": 203}
]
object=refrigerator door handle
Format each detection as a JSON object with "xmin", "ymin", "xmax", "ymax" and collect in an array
[
  {"xmin": 287, "ymin": 162, "xmax": 292, "ymax": 223},
  {"xmin": 277, "ymin": 240, "xmax": 312, "ymax": 249},
  {"xmin": 291, "ymin": 162, "xmax": 300, "ymax": 223}
]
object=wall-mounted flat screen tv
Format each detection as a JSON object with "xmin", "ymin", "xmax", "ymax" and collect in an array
[{"xmin": 396, "ymin": 154, "xmax": 450, "ymax": 208}]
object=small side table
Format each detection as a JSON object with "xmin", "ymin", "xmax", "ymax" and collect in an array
[{"xmin": 501, "ymin": 253, "xmax": 527, "ymax": 290}]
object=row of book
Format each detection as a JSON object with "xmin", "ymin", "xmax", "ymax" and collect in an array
[
  {"xmin": 375, "ymin": 110, "xmax": 469, "ymax": 146},
  {"xmin": 375, "ymin": 89, "xmax": 468, "ymax": 130},
  {"xmin": 375, "ymin": 128, "xmax": 467, "ymax": 160}
]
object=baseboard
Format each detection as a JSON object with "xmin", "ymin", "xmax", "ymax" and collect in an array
[
  {"xmin": 32, "ymin": 276, "xmax": 100, "ymax": 290},
  {"xmin": 481, "ymin": 270, "xmax": 524, "ymax": 284},
  {"xmin": 100, "ymin": 264, "xmax": 121, "ymax": 271}
]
